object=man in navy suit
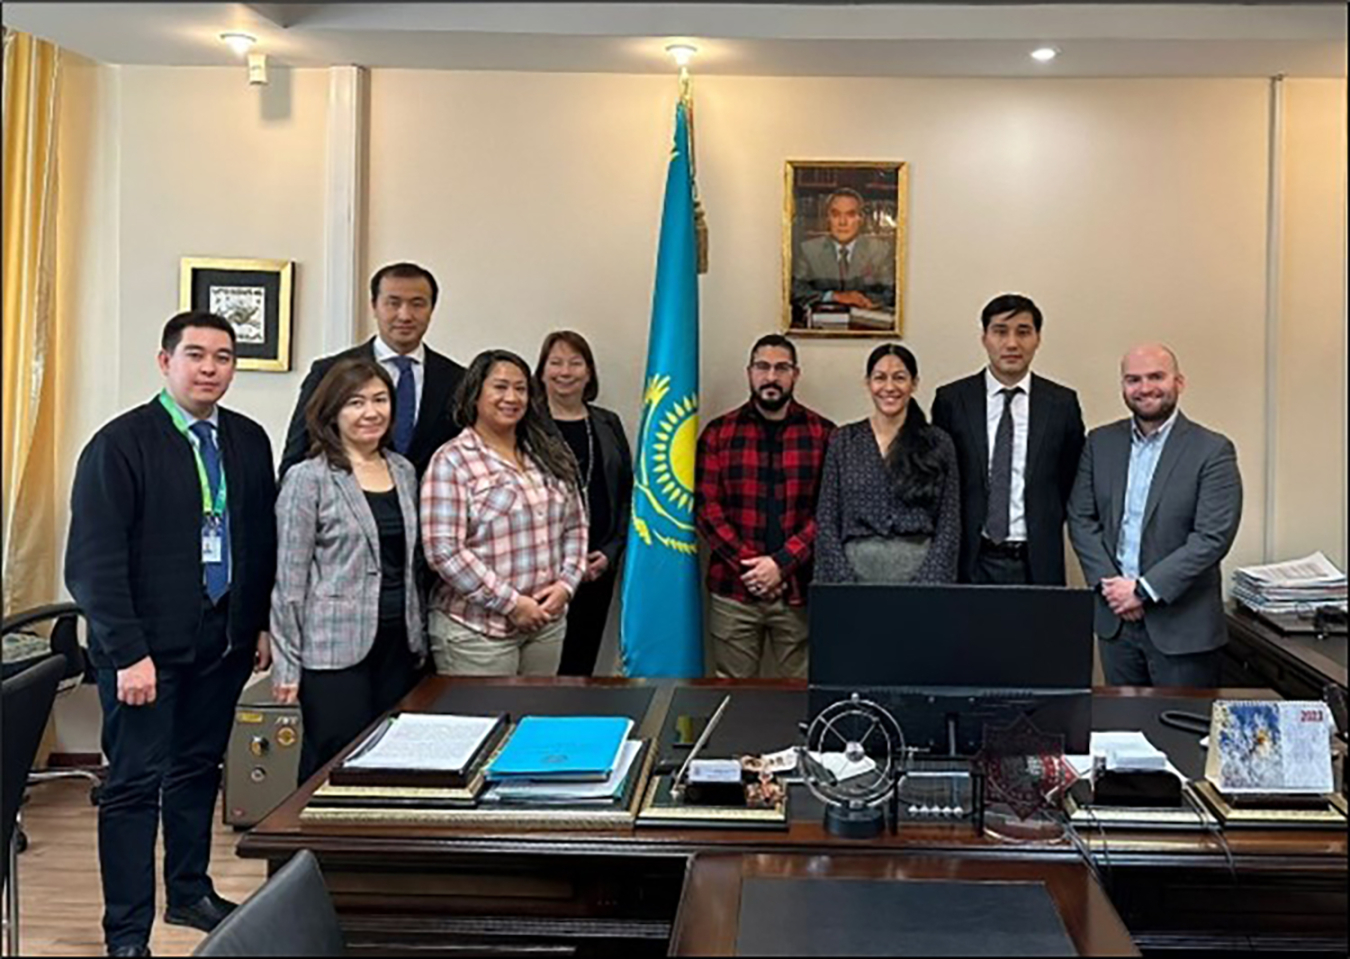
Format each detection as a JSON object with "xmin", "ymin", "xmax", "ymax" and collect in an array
[
  {"xmin": 279, "ymin": 262, "xmax": 466, "ymax": 480},
  {"xmin": 932, "ymin": 294, "xmax": 1086, "ymax": 586},
  {"xmin": 66, "ymin": 312, "xmax": 277, "ymax": 956}
]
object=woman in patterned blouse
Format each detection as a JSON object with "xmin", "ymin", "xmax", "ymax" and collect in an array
[
  {"xmin": 421, "ymin": 350, "xmax": 588, "ymax": 675},
  {"xmin": 815, "ymin": 343, "xmax": 961, "ymax": 584}
]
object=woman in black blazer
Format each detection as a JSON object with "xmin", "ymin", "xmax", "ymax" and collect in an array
[{"xmin": 536, "ymin": 331, "xmax": 634, "ymax": 675}]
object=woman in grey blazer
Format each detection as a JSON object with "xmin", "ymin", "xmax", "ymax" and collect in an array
[
  {"xmin": 271, "ymin": 357, "xmax": 426, "ymax": 781},
  {"xmin": 536, "ymin": 331, "xmax": 634, "ymax": 675}
]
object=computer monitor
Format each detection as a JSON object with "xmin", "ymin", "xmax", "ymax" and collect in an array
[{"xmin": 808, "ymin": 584, "xmax": 1095, "ymax": 755}]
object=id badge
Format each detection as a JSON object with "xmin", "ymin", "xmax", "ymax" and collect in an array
[{"xmin": 202, "ymin": 517, "xmax": 224, "ymax": 563}]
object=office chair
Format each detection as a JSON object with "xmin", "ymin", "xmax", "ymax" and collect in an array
[
  {"xmin": 1, "ymin": 603, "xmax": 104, "ymax": 824},
  {"xmin": 2, "ymin": 654, "xmax": 66, "ymax": 957},
  {"xmin": 193, "ymin": 850, "xmax": 345, "ymax": 957}
]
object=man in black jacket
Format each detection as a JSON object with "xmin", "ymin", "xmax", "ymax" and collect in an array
[
  {"xmin": 66, "ymin": 312, "xmax": 277, "ymax": 957},
  {"xmin": 932, "ymin": 294, "xmax": 1085, "ymax": 586},
  {"xmin": 278, "ymin": 262, "xmax": 466, "ymax": 480}
]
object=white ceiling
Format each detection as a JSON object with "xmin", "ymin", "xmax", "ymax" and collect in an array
[{"xmin": 4, "ymin": 2, "xmax": 1346, "ymax": 77}]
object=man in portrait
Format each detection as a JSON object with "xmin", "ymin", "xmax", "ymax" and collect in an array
[{"xmin": 790, "ymin": 187, "xmax": 896, "ymax": 323}]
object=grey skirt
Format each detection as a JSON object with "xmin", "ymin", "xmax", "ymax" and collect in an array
[{"xmin": 844, "ymin": 535, "xmax": 932, "ymax": 584}]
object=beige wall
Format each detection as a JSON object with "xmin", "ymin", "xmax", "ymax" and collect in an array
[
  {"xmin": 44, "ymin": 64, "xmax": 1348, "ymax": 748},
  {"xmin": 371, "ymin": 72, "xmax": 1277, "ymax": 571}
]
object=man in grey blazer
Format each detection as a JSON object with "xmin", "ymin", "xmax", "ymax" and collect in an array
[
  {"xmin": 1068, "ymin": 344, "xmax": 1242, "ymax": 687},
  {"xmin": 790, "ymin": 188, "xmax": 896, "ymax": 321}
]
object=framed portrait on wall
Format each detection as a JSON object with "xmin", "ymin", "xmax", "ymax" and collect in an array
[
  {"xmin": 782, "ymin": 160, "xmax": 908, "ymax": 338},
  {"xmin": 179, "ymin": 256, "xmax": 294, "ymax": 371}
]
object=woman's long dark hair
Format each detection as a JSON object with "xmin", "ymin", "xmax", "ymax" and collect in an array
[
  {"xmin": 455, "ymin": 349, "xmax": 580, "ymax": 487},
  {"xmin": 866, "ymin": 343, "xmax": 944, "ymax": 506}
]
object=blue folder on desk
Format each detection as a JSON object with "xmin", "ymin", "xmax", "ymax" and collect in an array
[{"xmin": 486, "ymin": 716, "xmax": 633, "ymax": 782}]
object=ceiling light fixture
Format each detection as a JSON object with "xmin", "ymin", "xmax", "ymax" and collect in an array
[
  {"xmin": 219, "ymin": 32, "xmax": 257, "ymax": 57},
  {"xmin": 1030, "ymin": 47, "xmax": 1059, "ymax": 63},
  {"xmin": 665, "ymin": 43, "xmax": 699, "ymax": 68}
]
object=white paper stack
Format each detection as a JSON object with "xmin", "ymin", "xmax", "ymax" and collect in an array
[
  {"xmin": 1232, "ymin": 551, "xmax": 1348, "ymax": 615},
  {"xmin": 1090, "ymin": 731, "xmax": 1171, "ymax": 773}
]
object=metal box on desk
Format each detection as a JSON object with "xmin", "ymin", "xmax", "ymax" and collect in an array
[{"xmin": 224, "ymin": 676, "xmax": 302, "ymax": 828}]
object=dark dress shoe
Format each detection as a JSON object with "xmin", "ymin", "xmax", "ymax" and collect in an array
[
  {"xmin": 164, "ymin": 892, "xmax": 238, "ymax": 932},
  {"xmin": 107, "ymin": 946, "xmax": 151, "ymax": 957}
]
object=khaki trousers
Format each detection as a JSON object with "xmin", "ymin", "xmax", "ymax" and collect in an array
[
  {"xmin": 708, "ymin": 594, "xmax": 810, "ymax": 680},
  {"xmin": 428, "ymin": 611, "xmax": 565, "ymax": 677}
]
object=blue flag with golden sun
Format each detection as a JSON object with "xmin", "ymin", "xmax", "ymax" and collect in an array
[{"xmin": 619, "ymin": 101, "xmax": 703, "ymax": 678}]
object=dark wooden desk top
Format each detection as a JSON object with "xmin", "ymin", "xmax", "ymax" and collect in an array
[
  {"xmin": 238, "ymin": 678, "xmax": 1347, "ymax": 870},
  {"xmin": 671, "ymin": 853, "xmax": 1140, "ymax": 957},
  {"xmin": 1227, "ymin": 605, "xmax": 1348, "ymax": 691}
]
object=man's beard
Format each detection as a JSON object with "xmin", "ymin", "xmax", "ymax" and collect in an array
[
  {"xmin": 753, "ymin": 386, "xmax": 793, "ymax": 412},
  {"xmin": 1128, "ymin": 393, "xmax": 1178, "ymax": 424}
]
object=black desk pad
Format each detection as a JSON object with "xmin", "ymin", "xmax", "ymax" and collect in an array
[
  {"xmin": 427, "ymin": 684, "xmax": 657, "ymax": 727},
  {"xmin": 735, "ymin": 877, "xmax": 1076, "ymax": 956},
  {"xmin": 657, "ymin": 687, "xmax": 809, "ymax": 771}
]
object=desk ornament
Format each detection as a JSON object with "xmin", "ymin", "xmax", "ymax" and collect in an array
[
  {"xmin": 799, "ymin": 692, "xmax": 905, "ymax": 839},
  {"xmin": 638, "ymin": 695, "xmax": 789, "ymax": 829},
  {"xmin": 1194, "ymin": 699, "xmax": 1346, "ymax": 827}
]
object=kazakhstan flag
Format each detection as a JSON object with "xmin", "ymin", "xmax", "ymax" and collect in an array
[{"xmin": 619, "ymin": 101, "xmax": 703, "ymax": 678}]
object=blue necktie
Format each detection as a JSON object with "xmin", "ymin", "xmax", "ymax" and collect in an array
[
  {"xmin": 392, "ymin": 356, "xmax": 416, "ymax": 455},
  {"xmin": 190, "ymin": 421, "xmax": 231, "ymax": 604}
]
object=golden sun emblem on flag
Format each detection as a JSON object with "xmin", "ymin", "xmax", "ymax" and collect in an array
[{"xmin": 632, "ymin": 374, "xmax": 699, "ymax": 555}]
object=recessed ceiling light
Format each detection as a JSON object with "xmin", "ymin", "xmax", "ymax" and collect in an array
[
  {"xmin": 1031, "ymin": 47, "xmax": 1059, "ymax": 63},
  {"xmin": 665, "ymin": 43, "xmax": 699, "ymax": 68},
  {"xmin": 219, "ymin": 32, "xmax": 257, "ymax": 57}
]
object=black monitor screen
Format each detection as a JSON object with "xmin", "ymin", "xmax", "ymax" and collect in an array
[{"xmin": 808, "ymin": 584, "xmax": 1095, "ymax": 755}]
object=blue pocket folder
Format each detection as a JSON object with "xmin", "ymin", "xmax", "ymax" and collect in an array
[{"xmin": 486, "ymin": 716, "xmax": 634, "ymax": 781}]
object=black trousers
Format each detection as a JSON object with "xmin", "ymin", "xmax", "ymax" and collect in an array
[
  {"xmin": 972, "ymin": 539, "xmax": 1031, "ymax": 586},
  {"xmin": 95, "ymin": 597, "xmax": 253, "ymax": 950},
  {"xmin": 298, "ymin": 620, "xmax": 417, "ymax": 783},
  {"xmin": 558, "ymin": 568, "xmax": 618, "ymax": 677},
  {"xmin": 1099, "ymin": 618, "xmax": 1221, "ymax": 688}
]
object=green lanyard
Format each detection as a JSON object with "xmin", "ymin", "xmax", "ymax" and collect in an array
[{"xmin": 158, "ymin": 390, "xmax": 227, "ymax": 517}]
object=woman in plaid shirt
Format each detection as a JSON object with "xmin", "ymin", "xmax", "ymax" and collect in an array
[{"xmin": 421, "ymin": 350, "xmax": 588, "ymax": 675}]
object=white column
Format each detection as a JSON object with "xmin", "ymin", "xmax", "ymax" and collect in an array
[
  {"xmin": 322, "ymin": 65, "xmax": 368, "ymax": 353},
  {"xmin": 1262, "ymin": 75, "xmax": 1284, "ymax": 563}
]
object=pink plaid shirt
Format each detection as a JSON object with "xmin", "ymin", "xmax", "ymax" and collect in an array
[{"xmin": 421, "ymin": 427, "xmax": 588, "ymax": 638}]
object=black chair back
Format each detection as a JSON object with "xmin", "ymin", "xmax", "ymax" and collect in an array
[
  {"xmin": 193, "ymin": 850, "xmax": 344, "ymax": 957},
  {"xmin": 2, "ymin": 654, "xmax": 65, "ymax": 890}
]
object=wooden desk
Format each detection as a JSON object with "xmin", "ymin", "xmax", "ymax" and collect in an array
[
  {"xmin": 671, "ymin": 853, "xmax": 1139, "ymax": 957},
  {"xmin": 238, "ymin": 678, "xmax": 1348, "ymax": 956},
  {"xmin": 1224, "ymin": 606, "xmax": 1347, "ymax": 699}
]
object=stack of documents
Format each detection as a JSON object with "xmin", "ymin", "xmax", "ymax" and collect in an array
[
  {"xmin": 485, "ymin": 740, "xmax": 644, "ymax": 805},
  {"xmin": 1232, "ymin": 551, "xmax": 1348, "ymax": 615},
  {"xmin": 483, "ymin": 715, "xmax": 640, "ymax": 807},
  {"xmin": 486, "ymin": 716, "xmax": 634, "ymax": 782},
  {"xmin": 331, "ymin": 713, "xmax": 507, "ymax": 789}
]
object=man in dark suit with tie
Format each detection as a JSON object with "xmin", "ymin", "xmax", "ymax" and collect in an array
[
  {"xmin": 1069, "ymin": 344, "xmax": 1242, "ymax": 687},
  {"xmin": 66, "ymin": 312, "xmax": 277, "ymax": 956},
  {"xmin": 932, "ymin": 294, "xmax": 1085, "ymax": 586},
  {"xmin": 278, "ymin": 262, "xmax": 466, "ymax": 480}
]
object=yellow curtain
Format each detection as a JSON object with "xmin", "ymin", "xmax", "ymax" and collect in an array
[{"xmin": 2, "ymin": 30, "xmax": 62, "ymax": 617}]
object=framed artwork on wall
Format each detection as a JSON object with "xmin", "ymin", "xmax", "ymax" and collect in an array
[
  {"xmin": 782, "ymin": 160, "xmax": 908, "ymax": 338},
  {"xmin": 179, "ymin": 256, "xmax": 294, "ymax": 371}
]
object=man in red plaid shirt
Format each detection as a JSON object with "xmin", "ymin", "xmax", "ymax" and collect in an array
[{"xmin": 696, "ymin": 335, "xmax": 835, "ymax": 679}]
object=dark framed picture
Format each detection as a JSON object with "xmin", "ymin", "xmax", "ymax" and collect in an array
[
  {"xmin": 179, "ymin": 256, "xmax": 294, "ymax": 371},
  {"xmin": 782, "ymin": 160, "xmax": 908, "ymax": 338}
]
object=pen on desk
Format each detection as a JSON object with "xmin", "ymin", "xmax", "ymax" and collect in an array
[
  {"xmin": 343, "ymin": 714, "xmax": 397, "ymax": 763},
  {"xmin": 674, "ymin": 694, "xmax": 732, "ymax": 791}
]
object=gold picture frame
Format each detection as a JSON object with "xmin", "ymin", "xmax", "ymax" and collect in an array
[
  {"xmin": 179, "ymin": 256, "xmax": 294, "ymax": 372},
  {"xmin": 782, "ymin": 160, "xmax": 908, "ymax": 338}
]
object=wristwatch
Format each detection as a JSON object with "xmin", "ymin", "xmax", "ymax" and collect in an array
[{"xmin": 1134, "ymin": 581, "xmax": 1151, "ymax": 604}]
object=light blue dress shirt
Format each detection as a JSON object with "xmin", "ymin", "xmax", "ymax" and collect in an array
[{"xmin": 1116, "ymin": 409, "xmax": 1179, "ymax": 599}]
